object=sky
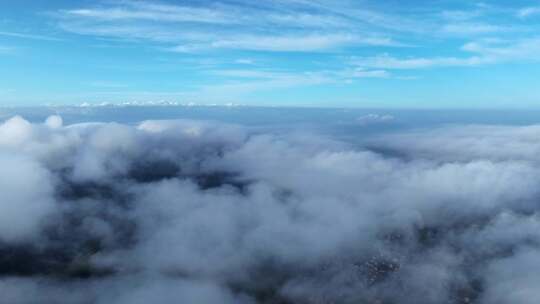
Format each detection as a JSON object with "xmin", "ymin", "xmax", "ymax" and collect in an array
[{"xmin": 0, "ymin": 0, "xmax": 540, "ymax": 108}]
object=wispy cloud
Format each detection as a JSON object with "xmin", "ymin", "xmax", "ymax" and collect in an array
[
  {"xmin": 62, "ymin": 2, "xmax": 233, "ymax": 24},
  {"xmin": 196, "ymin": 72, "xmax": 332, "ymax": 97},
  {"xmin": 54, "ymin": 0, "xmax": 404, "ymax": 52},
  {"xmin": 199, "ymin": 66, "xmax": 394, "ymax": 100},
  {"xmin": 462, "ymin": 38, "xmax": 540, "ymax": 60},
  {"xmin": 51, "ymin": 0, "xmax": 539, "ymax": 55},
  {"xmin": 351, "ymin": 68, "xmax": 390, "ymax": 78},
  {"xmin": 168, "ymin": 34, "xmax": 399, "ymax": 53},
  {"xmin": 440, "ymin": 10, "xmax": 482, "ymax": 21},
  {"xmin": 0, "ymin": 31, "xmax": 63, "ymax": 41},
  {"xmin": 352, "ymin": 54, "xmax": 486, "ymax": 70},
  {"xmin": 441, "ymin": 23, "xmax": 513, "ymax": 35},
  {"xmin": 278, "ymin": 0, "xmax": 429, "ymax": 34},
  {"xmin": 353, "ymin": 38, "xmax": 540, "ymax": 70},
  {"xmin": 234, "ymin": 58, "xmax": 255, "ymax": 65},
  {"xmin": 210, "ymin": 66, "xmax": 391, "ymax": 81},
  {"xmin": 52, "ymin": 0, "xmax": 536, "ymax": 55}
]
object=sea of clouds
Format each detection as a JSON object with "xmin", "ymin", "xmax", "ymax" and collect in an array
[{"xmin": 0, "ymin": 114, "xmax": 539, "ymax": 304}]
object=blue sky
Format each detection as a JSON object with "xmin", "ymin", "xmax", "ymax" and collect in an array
[{"xmin": 1, "ymin": 0, "xmax": 540, "ymax": 108}]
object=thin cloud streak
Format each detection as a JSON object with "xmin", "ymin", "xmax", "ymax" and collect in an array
[
  {"xmin": 168, "ymin": 34, "xmax": 400, "ymax": 53},
  {"xmin": 353, "ymin": 38, "xmax": 540, "ymax": 69},
  {"xmin": 0, "ymin": 31, "xmax": 63, "ymax": 41}
]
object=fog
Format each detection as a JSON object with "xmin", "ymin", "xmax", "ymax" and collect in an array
[{"xmin": 0, "ymin": 115, "xmax": 539, "ymax": 303}]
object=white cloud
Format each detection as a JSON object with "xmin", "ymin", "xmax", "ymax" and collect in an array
[
  {"xmin": 461, "ymin": 38, "xmax": 540, "ymax": 60},
  {"xmin": 63, "ymin": 2, "xmax": 234, "ymax": 24},
  {"xmin": 356, "ymin": 113, "xmax": 394, "ymax": 124},
  {"xmin": 442, "ymin": 23, "xmax": 511, "ymax": 35},
  {"xmin": 2, "ymin": 116, "xmax": 540, "ymax": 303},
  {"xmin": 353, "ymin": 38, "xmax": 540, "ymax": 70},
  {"xmin": 234, "ymin": 58, "xmax": 255, "ymax": 65},
  {"xmin": 352, "ymin": 54, "xmax": 487, "ymax": 69},
  {"xmin": 0, "ymin": 31, "xmax": 63, "ymax": 41},
  {"xmin": 352, "ymin": 68, "xmax": 390, "ymax": 78},
  {"xmin": 45, "ymin": 115, "xmax": 63, "ymax": 129},
  {"xmin": 159, "ymin": 33, "xmax": 399, "ymax": 52},
  {"xmin": 0, "ymin": 153, "xmax": 55, "ymax": 242},
  {"xmin": 206, "ymin": 34, "xmax": 393, "ymax": 52}
]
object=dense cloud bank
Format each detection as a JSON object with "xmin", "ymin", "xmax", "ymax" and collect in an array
[{"xmin": 1, "ymin": 115, "xmax": 540, "ymax": 303}]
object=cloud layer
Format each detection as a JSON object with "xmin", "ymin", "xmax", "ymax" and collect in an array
[{"xmin": 1, "ymin": 115, "xmax": 540, "ymax": 303}]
